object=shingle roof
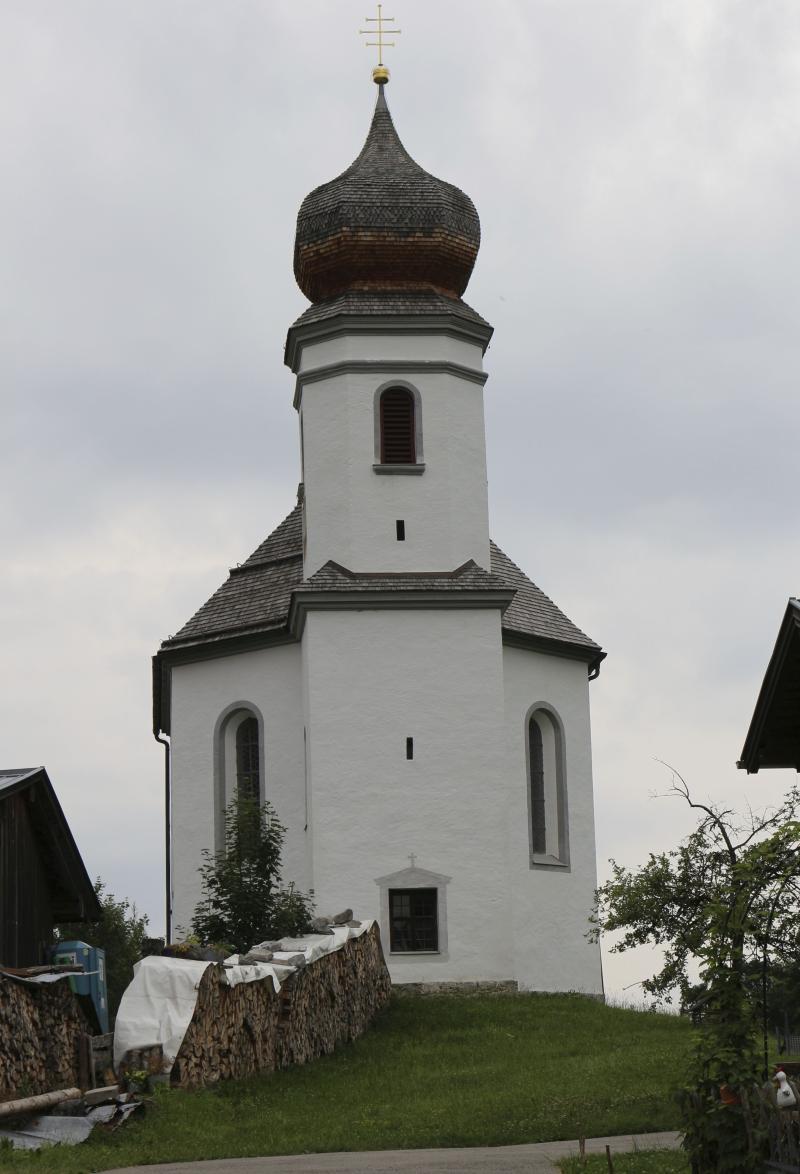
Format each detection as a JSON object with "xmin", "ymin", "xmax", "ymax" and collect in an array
[
  {"xmin": 160, "ymin": 505, "xmax": 602, "ymax": 663},
  {"xmin": 163, "ymin": 504, "xmax": 304, "ymax": 649},
  {"xmin": 491, "ymin": 542, "xmax": 601, "ymax": 655},
  {"xmin": 294, "ymin": 86, "xmax": 480, "ymax": 302}
]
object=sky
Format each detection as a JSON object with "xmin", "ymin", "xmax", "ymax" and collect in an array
[{"xmin": 3, "ymin": 0, "xmax": 799, "ymax": 1001}]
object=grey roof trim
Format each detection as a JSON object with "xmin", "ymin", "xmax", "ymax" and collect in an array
[
  {"xmin": 160, "ymin": 622, "xmax": 295, "ymax": 654},
  {"xmin": 285, "ymin": 313, "xmax": 493, "ymax": 372},
  {"xmin": 153, "ymin": 628, "xmax": 298, "ymax": 736},
  {"xmin": 289, "ymin": 586, "xmax": 515, "ymax": 638},
  {"xmin": 294, "ymin": 359, "xmax": 487, "ymax": 410},
  {"xmin": 738, "ymin": 598, "xmax": 800, "ymax": 773},
  {"xmin": 502, "ymin": 630, "xmax": 607, "ymax": 672}
]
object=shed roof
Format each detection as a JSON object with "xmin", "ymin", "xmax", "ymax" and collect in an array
[
  {"xmin": 0, "ymin": 768, "xmax": 101, "ymax": 922},
  {"xmin": 738, "ymin": 598, "xmax": 800, "ymax": 773}
]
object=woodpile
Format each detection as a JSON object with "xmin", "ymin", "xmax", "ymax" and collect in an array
[
  {"xmin": 172, "ymin": 923, "xmax": 391, "ymax": 1089},
  {"xmin": 0, "ymin": 974, "xmax": 92, "ymax": 1101}
]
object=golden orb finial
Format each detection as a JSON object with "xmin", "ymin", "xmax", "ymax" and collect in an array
[{"xmin": 360, "ymin": 4, "xmax": 400, "ymax": 84}]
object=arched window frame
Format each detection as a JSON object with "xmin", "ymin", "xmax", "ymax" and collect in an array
[
  {"xmin": 524, "ymin": 703, "xmax": 570, "ymax": 870},
  {"xmin": 373, "ymin": 381, "xmax": 425, "ymax": 474},
  {"xmin": 213, "ymin": 702, "xmax": 266, "ymax": 852}
]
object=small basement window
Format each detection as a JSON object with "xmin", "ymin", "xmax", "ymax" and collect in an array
[{"xmin": 389, "ymin": 888, "xmax": 438, "ymax": 952}]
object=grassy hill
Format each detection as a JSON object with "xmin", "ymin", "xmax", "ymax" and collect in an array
[{"xmin": 1, "ymin": 992, "xmax": 690, "ymax": 1171}]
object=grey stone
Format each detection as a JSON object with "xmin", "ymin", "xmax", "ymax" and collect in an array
[
  {"xmin": 238, "ymin": 950, "xmax": 273, "ymax": 965},
  {"xmin": 332, "ymin": 909, "xmax": 353, "ymax": 925},
  {"xmin": 274, "ymin": 953, "xmax": 306, "ymax": 968}
]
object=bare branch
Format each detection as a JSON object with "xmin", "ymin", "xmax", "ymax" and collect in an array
[{"xmin": 654, "ymin": 760, "xmax": 738, "ymax": 865}]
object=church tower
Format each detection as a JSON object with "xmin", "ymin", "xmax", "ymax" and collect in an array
[{"xmin": 154, "ymin": 70, "xmax": 606, "ymax": 993}]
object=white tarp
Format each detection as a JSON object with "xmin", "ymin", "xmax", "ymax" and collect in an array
[{"xmin": 113, "ymin": 920, "xmax": 374, "ymax": 1070}]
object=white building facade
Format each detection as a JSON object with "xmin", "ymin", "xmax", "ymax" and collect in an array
[{"xmin": 154, "ymin": 81, "xmax": 606, "ymax": 993}]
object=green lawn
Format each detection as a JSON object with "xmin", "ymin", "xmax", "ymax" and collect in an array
[
  {"xmin": 560, "ymin": 1151, "xmax": 688, "ymax": 1173},
  {"xmin": 0, "ymin": 993, "xmax": 690, "ymax": 1172}
]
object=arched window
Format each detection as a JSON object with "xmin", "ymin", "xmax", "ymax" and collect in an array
[
  {"xmin": 213, "ymin": 704, "xmax": 264, "ymax": 850},
  {"xmin": 236, "ymin": 716, "xmax": 260, "ymax": 802},
  {"xmin": 380, "ymin": 387, "xmax": 416, "ymax": 464},
  {"xmin": 527, "ymin": 707, "xmax": 569, "ymax": 867}
]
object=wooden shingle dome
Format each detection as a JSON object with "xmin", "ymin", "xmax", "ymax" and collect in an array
[{"xmin": 293, "ymin": 86, "xmax": 480, "ymax": 303}]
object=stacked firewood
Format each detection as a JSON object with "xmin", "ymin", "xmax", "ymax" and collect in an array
[
  {"xmin": 0, "ymin": 975, "xmax": 91, "ymax": 1101},
  {"xmin": 172, "ymin": 923, "xmax": 391, "ymax": 1089}
]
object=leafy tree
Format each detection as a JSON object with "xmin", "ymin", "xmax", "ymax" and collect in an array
[
  {"xmin": 191, "ymin": 793, "xmax": 314, "ymax": 950},
  {"xmin": 54, "ymin": 879, "xmax": 149, "ymax": 1024},
  {"xmin": 590, "ymin": 768, "xmax": 800, "ymax": 1172}
]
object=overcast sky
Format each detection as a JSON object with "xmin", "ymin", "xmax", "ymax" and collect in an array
[{"xmin": 3, "ymin": 1, "xmax": 799, "ymax": 1000}]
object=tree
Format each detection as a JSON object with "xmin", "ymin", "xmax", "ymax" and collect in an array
[
  {"xmin": 190, "ymin": 793, "xmax": 314, "ymax": 950},
  {"xmin": 54, "ymin": 879, "xmax": 149, "ymax": 1024},
  {"xmin": 591, "ymin": 768, "xmax": 800, "ymax": 1173}
]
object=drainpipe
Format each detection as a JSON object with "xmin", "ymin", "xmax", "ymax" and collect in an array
[
  {"xmin": 588, "ymin": 655, "xmax": 604, "ymax": 681},
  {"xmin": 154, "ymin": 732, "xmax": 172, "ymax": 942}
]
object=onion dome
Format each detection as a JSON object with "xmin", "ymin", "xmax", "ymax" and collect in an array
[{"xmin": 294, "ymin": 86, "xmax": 480, "ymax": 303}]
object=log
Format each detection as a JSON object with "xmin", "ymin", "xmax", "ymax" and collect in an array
[
  {"xmin": 172, "ymin": 923, "xmax": 391, "ymax": 1089},
  {"xmin": 0, "ymin": 973, "xmax": 94, "ymax": 1101},
  {"xmin": 0, "ymin": 1086, "xmax": 81, "ymax": 1118}
]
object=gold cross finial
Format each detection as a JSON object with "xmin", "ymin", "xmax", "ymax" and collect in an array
[{"xmin": 359, "ymin": 3, "xmax": 400, "ymax": 85}]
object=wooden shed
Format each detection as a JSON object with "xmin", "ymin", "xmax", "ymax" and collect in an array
[{"xmin": 0, "ymin": 767, "xmax": 101, "ymax": 967}]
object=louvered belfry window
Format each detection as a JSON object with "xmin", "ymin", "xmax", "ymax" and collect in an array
[
  {"xmin": 380, "ymin": 387, "xmax": 416, "ymax": 464},
  {"xmin": 236, "ymin": 717, "xmax": 260, "ymax": 802},
  {"xmin": 529, "ymin": 718, "xmax": 546, "ymax": 855}
]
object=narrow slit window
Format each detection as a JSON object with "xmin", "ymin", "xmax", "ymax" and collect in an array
[
  {"xmin": 396, "ymin": 519, "xmax": 405, "ymax": 541},
  {"xmin": 406, "ymin": 737, "xmax": 414, "ymax": 760},
  {"xmin": 380, "ymin": 387, "xmax": 416, "ymax": 464}
]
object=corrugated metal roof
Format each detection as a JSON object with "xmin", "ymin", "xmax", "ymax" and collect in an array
[{"xmin": 0, "ymin": 768, "xmax": 41, "ymax": 793}]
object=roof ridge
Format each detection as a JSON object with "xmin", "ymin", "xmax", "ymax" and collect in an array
[{"xmin": 230, "ymin": 551, "xmax": 303, "ymax": 576}]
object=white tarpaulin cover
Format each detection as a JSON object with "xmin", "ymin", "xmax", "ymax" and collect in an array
[{"xmin": 113, "ymin": 920, "xmax": 374, "ymax": 1070}]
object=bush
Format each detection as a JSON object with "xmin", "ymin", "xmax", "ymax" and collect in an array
[
  {"xmin": 190, "ymin": 793, "xmax": 314, "ymax": 950},
  {"xmin": 54, "ymin": 879, "xmax": 149, "ymax": 1023}
]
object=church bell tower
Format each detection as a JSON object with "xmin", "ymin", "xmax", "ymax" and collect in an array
[
  {"xmin": 156, "ymin": 56, "xmax": 605, "ymax": 994},
  {"xmin": 286, "ymin": 79, "xmax": 495, "ymax": 579}
]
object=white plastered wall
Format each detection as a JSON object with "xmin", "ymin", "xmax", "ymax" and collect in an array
[
  {"xmin": 502, "ymin": 645, "xmax": 603, "ymax": 994},
  {"xmin": 169, "ymin": 643, "xmax": 306, "ymax": 936},
  {"xmin": 296, "ymin": 331, "xmax": 492, "ymax": 576},
  {"xmin": 301, "ymin": 607, "xmax": 513, "ymax": 983}
]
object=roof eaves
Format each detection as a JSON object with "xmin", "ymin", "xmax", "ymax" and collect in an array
[
  {"xmin": 501, "ymin": 629, "xmax": 607, "ymax": 676},
  {"xmin": 738, "ymin": 598, "xmax": 800, "ymax": 773}
]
